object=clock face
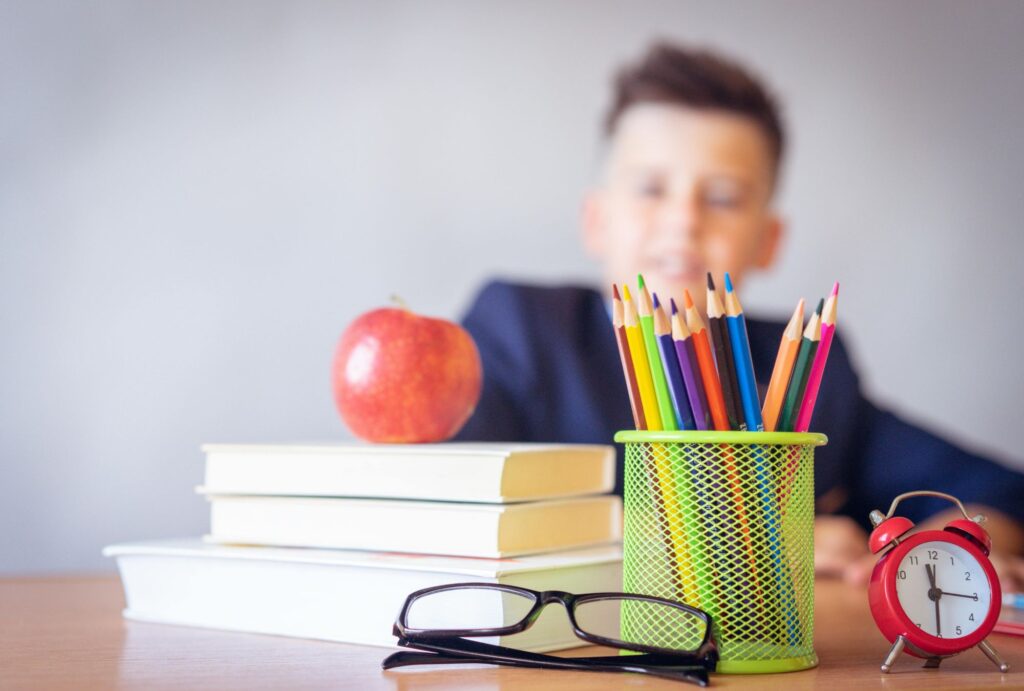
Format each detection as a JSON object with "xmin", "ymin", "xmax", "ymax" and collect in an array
[{"xmin": 894, "ymin": 540, "xmax": 992, "ymax": 639}]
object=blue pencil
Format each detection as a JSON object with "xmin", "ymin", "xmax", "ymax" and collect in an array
[
  {"xmin": 723, "ymin": 273, "xmax": 764, "ymax": 432},
  {"xmin": 722, "ymin": 273, "xmax": 799, "ymax": 645},
  {"xmin": 652, "ymin": 294, "xmax": 695, "ymax": 429}
]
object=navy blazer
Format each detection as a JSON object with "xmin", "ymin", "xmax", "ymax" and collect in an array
[{"xmin": 455, "ymin": 280, "xmax": 1024, "ymax": 526}]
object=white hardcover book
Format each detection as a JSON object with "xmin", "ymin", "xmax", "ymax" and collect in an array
[
  {"xmin": 200, "ymin": 442, "xmax": 615, "ymax": 503},
  {"xmin": 104, "ymin": 539, "xmax": 624, "ymax": 651},
  {"xmin": 202, "ymin": 494, "xmax": 623, "ymax": 558}
]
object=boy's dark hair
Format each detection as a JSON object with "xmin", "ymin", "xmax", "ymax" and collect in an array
[{"xmin": 606, "ymin": 42, "xmax": 785, "ymax": 174}]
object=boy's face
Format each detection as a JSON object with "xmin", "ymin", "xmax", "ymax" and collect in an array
[{"xmin": 583, "ymin": 103, "xmax": 782, "ymax": 311}]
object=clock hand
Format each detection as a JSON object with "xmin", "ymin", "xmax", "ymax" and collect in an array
[
  {"xmin": 939, "ymin": 591, "xmax": 979, "ymax": 601},
  {"xmin": 925, "ymin": 563, "xmax": 941, "ymax": 636}
]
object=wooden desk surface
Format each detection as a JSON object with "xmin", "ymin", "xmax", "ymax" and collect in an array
[{"xmin": 0, "ymin": 575, "xmax": 1020, "ymax": 690}]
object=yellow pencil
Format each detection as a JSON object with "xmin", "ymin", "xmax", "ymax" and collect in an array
[
  {"xmin": 623, "ymin": 285, "xmax": 663, "ymax": 431},
  {"xmin": 624, "ymin": 284, "xmax": 696, "ymax": 603},
  {"xmin": 637, "ymin": 277, "xmax": 678, "ymax": 431}
]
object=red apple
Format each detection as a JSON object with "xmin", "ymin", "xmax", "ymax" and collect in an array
[{"xmin": 332, "ymin": 306, "xmax": 483, "ymax": 443}]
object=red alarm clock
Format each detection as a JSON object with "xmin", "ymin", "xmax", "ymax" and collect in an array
[{"xmin": 867, "ymin": 491, "xmax": 1008, "ymax": 673}]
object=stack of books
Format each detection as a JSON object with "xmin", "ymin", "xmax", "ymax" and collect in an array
[{"xmin": 105, "ymin": 443, "xmax": 623, "ymax": 651}]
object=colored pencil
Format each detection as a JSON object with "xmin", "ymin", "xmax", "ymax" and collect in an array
[
  {"xmin": 624, "ymin": 291, "xmax": 684, "ymax": 600},
  {"xmin": 653, "ymin": 448, "xmax": 701, "ymax": 606},
  {"xmin": 622, "ymin": 285, "xmax": 663, "ymax": 431},
  {"xmin": 628, "ymin": 285, "xmax": 696, "ymax": 600},
  {"xmin": 680, "ymin": 291, "xmax": 759, "ymax": 600},
  {"xmin": 612, "ymin": 285, "xmax": 646, "ymax": 430},
  {"xmin": 669, "ymin": 300, "xmax": 711, "ymax": 431},
  {"xmin": 638, "ymin": 287, "xmax": 698, "ymax": 603},
  {"xmin": 707, "ymin": 274, "xmax": 744, "ymax": 430},
  {"xmin": 777, "ymin": 299, "xmax": 823, "ymax": 433},
  {"xmin": 653, "ymin": 294, "xmax": 695, "ymax": 430},
  {"xmin": 794, "ymin": 283, "xmax": 839, "ymax": 433},
  {"xmin": 658, "ymin": 296, "xmax": 716, "ymax": 610},
  {"xmin": 761, "ymin": 299, "xmax": 806, "ymax": 432},
  {"xmin": 723, "ymin": 273, "xmax": 764, "ymax": 431},
  {"xmin": 644, "ymin": 448, "xmax": 688, "ymax": 603},
  {"xmin": 721, "ymin": 274, "xmax": 796, "ymax": 640},
  {"xmin": 637, "ymin": 276, "xmax": 678, "ymax": 431},
  {"xmin": 682, "ymin": 289, "xmax": 730, "ymax": 432}
]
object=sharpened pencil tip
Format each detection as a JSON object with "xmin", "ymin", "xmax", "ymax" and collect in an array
[
  {"xmin": 706, "ymin": 272, "xmax": 715, "ymax": 291},
  {"xmin": 612, "ymin": 284, "xmax": 620, "ymax": 300},
  {"xmin": 724, "ymin": 272, "xmax": 734, "ymax": 293},
  {"xmin": 622, "ymin": 285, "xmax": 632, "ymax": 301},
  {"xmin": 815, "ymin": 298, "xmax": 824, "ymax": 314},
  {"xmin": 670, "ymin": 297, "xmax": 679, "ymax": 315},
  {"xmin": 831, "ymin": 281, "xmax": 840, "ymax": 297},
  {"xmin": 652, "ymin": 292, "xmax": 661, "ymax": 309},
  {"xmin": 683, "ymin": 289, "xmax": 694, "ymax": 309},
  {"xmin": 637, "ymin": 274, "xmax": 646, "ymax": 290}
]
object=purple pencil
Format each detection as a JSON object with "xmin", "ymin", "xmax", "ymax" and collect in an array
[{"xmin": 670, "ymin": 299, "xmax": 711, "ymax": 430}]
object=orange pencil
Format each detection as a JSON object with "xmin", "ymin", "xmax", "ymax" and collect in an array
[
  {"xmin": 682, "ymin": 289, "xmax": 730, "ymax": 432},
  {"xmin": 612, "ymin": 284, "xmax": 646, "ymax": 429},
  {"xmin": 761, "ymin": 299, "xmax": 806, "ymax": 432},
  {"xmin": 684, "ymin": 292, "xmax": 762, "ymax": 625}
]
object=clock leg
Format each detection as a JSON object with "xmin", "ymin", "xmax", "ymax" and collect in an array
[
  {"xmin": 881, "ymin": 635, "xmax": 906, "ymax": 673},
  {"xmin": 923, "ymin": 657, "xmax": 942, "ymax": 669},
  {"xmin": 978, "ymin": 639, "xmax": 1010, "ymax": 673}
]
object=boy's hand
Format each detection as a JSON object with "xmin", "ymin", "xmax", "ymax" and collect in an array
[
  {"xmin": 814, "ymin": 515, "xmax": 874, "ymax": 584},
  {"xmin": 989, "ymin": 553, "xmax": 1024, "ymax": 592},
  {"xmin": 814, "ymin": 511, "xmax": 1024, "ymax": 590}
]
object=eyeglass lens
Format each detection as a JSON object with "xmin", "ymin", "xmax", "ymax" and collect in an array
[
  {"xmin": 405, "ymin": 587, "xmax": 536, "ymax": 631},
  {"xmin": 405, "ymin": 587, "xmax": 707, "ymax": 654},
  {"xmin": 575, "ymin": 597, "xmax": 707, "ymax": 652}
]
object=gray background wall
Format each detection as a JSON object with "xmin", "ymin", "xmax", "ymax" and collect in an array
[{"xmin": 3, "ymin": 1, "xmax": 1023, "ymax": 574}]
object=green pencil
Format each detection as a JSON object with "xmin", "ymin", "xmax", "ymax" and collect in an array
[
  {"xmin": 637, "ymin": 276, "xmax": 679, "ymax": 431},
  {"xmin": 777, "ymin": 299, "xmax": 823, "ymax": 432}
]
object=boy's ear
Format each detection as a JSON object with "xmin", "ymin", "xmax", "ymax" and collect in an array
[
  {"xmin": 580, "ymin": 190, "xmax": 607, "ymax": 257},
  {"xmin": 754, "ymin": 213, "xmax": 784, "ymax": 269}
]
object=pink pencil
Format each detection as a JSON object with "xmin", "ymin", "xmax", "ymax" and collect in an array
[{"xmin": 794, "ymin": 282, "xmax": 839, "ymax": 433}]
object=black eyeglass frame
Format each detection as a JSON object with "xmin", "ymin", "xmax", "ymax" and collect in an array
[
  {"xmin": 392, "ymin": 581, "xmax": 717, "ymax": 659},
  {"xmin": 383, "ymin": 634, "xmax": 715, "ymax": 685}
]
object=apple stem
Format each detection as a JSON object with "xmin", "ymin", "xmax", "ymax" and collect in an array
[{"xmin": 390, "ymin": 294, "xmax": 410, "ymax": 311}]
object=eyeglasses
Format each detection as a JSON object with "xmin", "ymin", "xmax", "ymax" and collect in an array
[{"xmin": 381, "ymin": 582, "xmax": 718, "ymax": 685}]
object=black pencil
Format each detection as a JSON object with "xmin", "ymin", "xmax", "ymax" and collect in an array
[{"xmin": 707, "ymin": 273, "xmax": 744, "ymax": 431}]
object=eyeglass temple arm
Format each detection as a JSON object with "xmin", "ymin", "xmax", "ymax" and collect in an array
[
  {"xmin": 382, "ymin": 650, "xmax": 469, "ymax": 670},
  {"xmin": 383, "ymin": 648, "xmax": 708, "ymax": 669},
  {"xmin": 417, "ymin": 633, "xmax": 715, "ymax": 667},
  {"xmin": 382, "ymin": 649, "xmax": 709, "ymax": 686},
  {"xmin": 384, "ymin": 637, "xmax": 711, "ymax": 685}
]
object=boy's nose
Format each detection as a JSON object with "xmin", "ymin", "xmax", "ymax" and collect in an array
[{"xmin": 658, "ymin": 194, "xmax": 702, "ymax": 242}]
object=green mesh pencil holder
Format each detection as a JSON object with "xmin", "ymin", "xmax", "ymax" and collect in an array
[{"xmin": 614, "ymin": 430, "xmax": 827, "ymax": 674}]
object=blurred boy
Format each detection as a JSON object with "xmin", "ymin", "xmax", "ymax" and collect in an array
[{"xmin": 455, "ymin": 42, "xmax": 1024, "ymax": 586}]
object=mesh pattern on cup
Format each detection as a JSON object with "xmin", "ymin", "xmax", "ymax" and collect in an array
[
  {"xmin": 617, "ymin": 597, "xmax": 707, "ymax": 651},
  {"xmin": 622, "ymin": 440, "xmax": 815, "ymax": 663}
]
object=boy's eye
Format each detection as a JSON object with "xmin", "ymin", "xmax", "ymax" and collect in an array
[
  {"xmin": 634, "ymin": 178, "xmax": 666, "ymax": 199},
  {"xmin": 702, "ymin": 180, "xmax": 746, "ymax": 209}
]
